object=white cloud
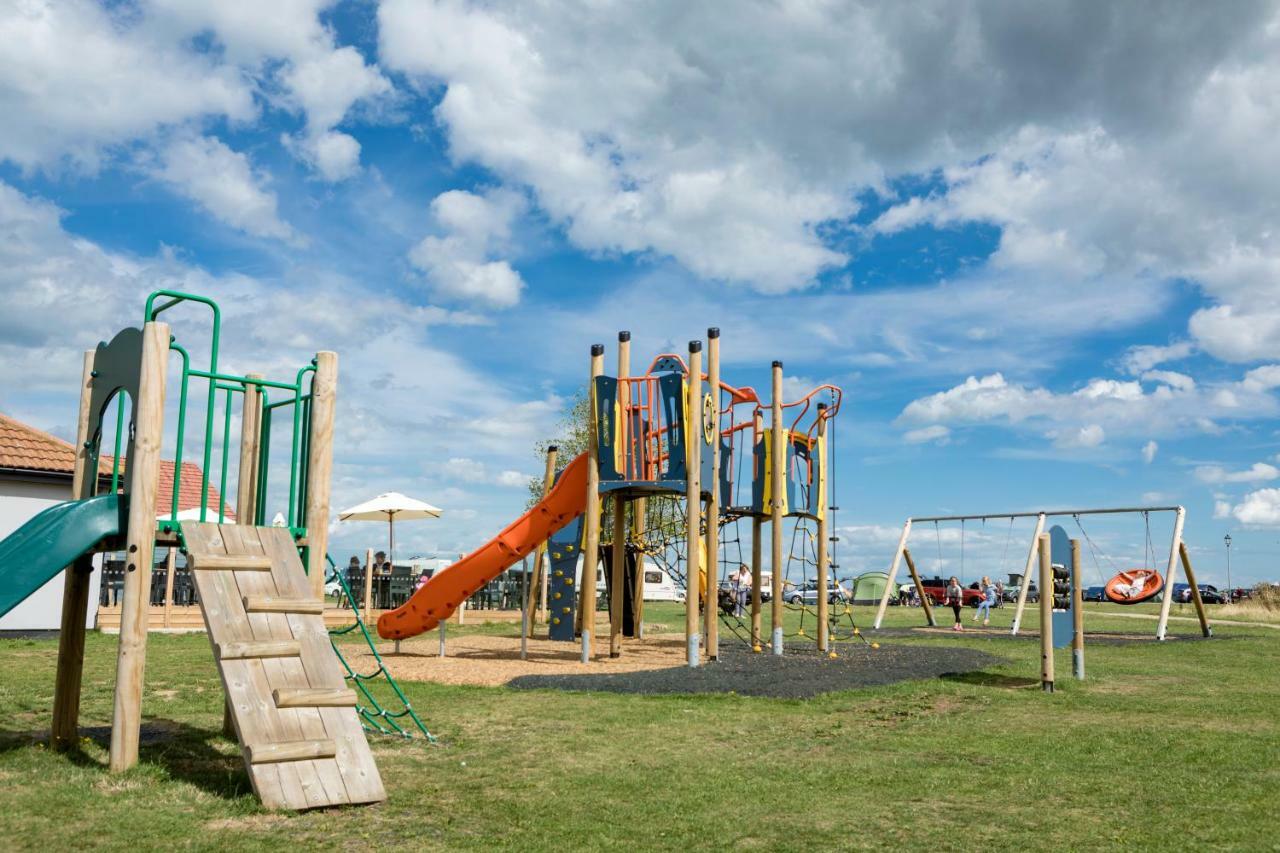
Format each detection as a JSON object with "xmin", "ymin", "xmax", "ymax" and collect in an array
[
  {"xmin": 152, "ymin": 135, "xmax": 299, "ymax": 243},
  {"xmin": 1120, "ymin": 342, "xmax": 1195, "ymax": 375},
  {"xmin": 903, "ymin": 425, "xmax": 951, "ymax": 445},
  {"xmin": 378, "ymin": 0, "xmax": 1279, "ymax": 298},
  {"xmin": 1141, "ymin": 371, "xmax": 1196, "ymax": 393},
  {"xmin": 0, "ymin": 0, "xmax": 254, "ymax": 169},
  {"xmin": 1214, "ymin": 500, "xmax": 1232, "ymax": 519},
  {"xmin": 1230, "ymin": 488, "xmax": 1280, "ymax": 526},
  {"xmin": 1051, "ymin": 424, "xmax": 1105, "ymax": 449},
  {"xmin": 0, "ymin": 0, "xmax": 391, "ymax": 182},
  {"xmin": 409, "ymin": 188, "xmax": 527, "ymax": 308},
  {"xmin": 495, "ymin": 470, "xmax": 529, "ymax": 488},
  {"xmin": 899, "ymin": 369, "xmax": 1280, "ymax": 443},
  {"xmin": 279, "ymin": 46, "xmax": 392, "ymax": 181},
  {"xmin": 1142, "ymin": 440, "xmax": 1158, "ymax": 464},
  {"xmin": 1194, "ymin": 462, "xmax": 1280, "ymax": 485}
]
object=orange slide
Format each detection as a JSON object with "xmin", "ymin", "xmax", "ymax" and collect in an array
[{"xmin": 377, "ymin": 453, "xmax": 589, "ymax": 640}]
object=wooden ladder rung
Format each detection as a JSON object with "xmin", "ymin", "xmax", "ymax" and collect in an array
[
  {"xmin": 243, "ymin": 596, "xmax": 325, "ymax": 615},
  {"xmin": 273, "ymin": 688, "xmax": 358, "ymax": 708},
  {"xmin": 188, "ymin": 554, "xmax": 275, "ymax": 571},
  {"xmin": 217, "ymin": 640, "xmax": 302, "ymax": 660},
  {"xmin": 246, "ymin": 739, "xmax": 338, "ymax": 764}
]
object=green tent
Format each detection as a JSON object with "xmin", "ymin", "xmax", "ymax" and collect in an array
[{"xmin": 851, "ymin": 571, "xmax": 889, "ymax": 605}]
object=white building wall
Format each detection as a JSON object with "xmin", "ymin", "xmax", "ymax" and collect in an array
[{"xmin": 0, "ymin": 478, "xmax": 101, "ymax": 632}]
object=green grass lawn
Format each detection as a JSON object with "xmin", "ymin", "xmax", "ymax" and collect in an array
[{"xmin": 0, "ymin": 602, "xmax": 1276, "ymax": 851}]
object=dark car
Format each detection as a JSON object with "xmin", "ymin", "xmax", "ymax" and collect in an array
[
  {"xmin": 1084, "ymin": 585, "xmax": 1107, "ymax": 602},
  {"xmin": 1169, "ymin": 583, "xmax": 1226, "ymax": 604}
]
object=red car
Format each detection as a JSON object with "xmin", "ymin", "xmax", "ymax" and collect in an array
[{"xmin": 918, "ymin": 579, "xmax": 985, "ymax": 607}]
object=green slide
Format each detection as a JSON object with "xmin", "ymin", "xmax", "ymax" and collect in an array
[{"xmin": 0, "ymin": 494, "xmax": 126, "ymax": 619}]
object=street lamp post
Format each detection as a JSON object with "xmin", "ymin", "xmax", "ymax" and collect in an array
[{"xmin": 1224, "ymin": 534, "xmax": 1232, "ymax": 604}]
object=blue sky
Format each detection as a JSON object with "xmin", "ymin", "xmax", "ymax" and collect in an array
[{"xmin": 3, "ymin": 1, "xmax": 1280, "ymax": 588}]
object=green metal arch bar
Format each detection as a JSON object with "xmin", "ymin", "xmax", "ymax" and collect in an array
[
  {"xmin": 145, "ymin": 289, "xmax": 222, "ymax": 521},
  {"xmin": 165, "ymin": 342, "xmax": 192, "ymax": 530},
  {"xmin": 287, "ymin": 363, "xmax": 317, "ymax": 528}
]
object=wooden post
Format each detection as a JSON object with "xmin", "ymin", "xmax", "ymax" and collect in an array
[
  {"xmin": 685, "ymin": 341, "xmax": 704, "ymax": 667},
  {"xmin": 581, "ymin": 344, "xmax": 605, "ymax": 663},
  {"xmin": 632, "ymin": 495, "xmax": 647, "ymax": 639},
  {"xmin": 363, "ymin": 547, "xmax": 374, "ymax": 619},
  {"xmin": 1155, "ymin": 506, "xmax": 1186, "ymax": 641},
  {"xmin": 1038, "ymin": 533, "xmax": 1054, "ymax": 693},
  {"xmin": 1071, "ymin": 538, "xmax": 1084, "ymax": 680},
  {"xmin": 873, "ymin": 520, "xmax": 911, "ymax": 629},
  {"xmin": 815, "ymin": 403, "xmax": 829, "ymax": 653},
  {"xmin": 304, "ymin": 351, "xmax": 338, "ymax": 598},
  {"xmin": 236, "ymin": 373, "xmax": 263, "ymax": 527},
  {"xmin": 704, "ymin": 328, "xmax": 721, "ymax": 661},
  {"xmin": 610, "ymin": 332, "xmax": 630, "ymax": 658},
  {"xmin": 1011, "ymin": 513, "xmax": 1046, "ymax": 635},
  {"xmin": 162, "ymin": 547, "xmax": 176, "ymax": 629},
  {"xmin": 750, "ymin": 515, "xmax": 763, "ymax": 651},
  {"xmin": 51, "ymin": 350, "xmax": 97, "ymax": 751},
  {"xmin": 769, "ymin": 361, "xmax": 784, "ymax": 655},
  {"xmin": 1178, "ymin": 542, "xmax": 1213, "ymax": 637},
  {"xmin": 750, "ymin": 409, "xmax": 763, "ymax": 650},
  {"xmin": 525, "ymin": 446, "xmax": 558, "ymax": 635},
  {"xmin": 903, "ymin": 548, "xmax": 936, "ymax": 627},
  {"xmin": 109, "ymin": 321, "xmax": 169, "ymax": 772}
]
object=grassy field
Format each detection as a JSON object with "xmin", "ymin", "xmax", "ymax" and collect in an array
[{"xmin": 0, "ymin": 602, "xmax": 1275, "ymax": 851}]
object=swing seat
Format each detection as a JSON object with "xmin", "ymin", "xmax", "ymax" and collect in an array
[{"xmin": 1104, "ymin": 569, "xmax": 1163, "ymax": 605}]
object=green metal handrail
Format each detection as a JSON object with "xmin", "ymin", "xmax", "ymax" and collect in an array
[{"xmin": 143, "ymin": 289, "xmax": 317, "ymax": 539}]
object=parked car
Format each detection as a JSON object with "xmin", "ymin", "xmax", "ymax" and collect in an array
[
  {"xmin": 1167, "ymin": 583, "xmax": 1225, "ymax": 604},
  {"xmin": 1002, "ymin": 584, "xmax": 1038, "ymax": 604},
  {"xmin": 783, "ymin": 579, "xmax": 847, "ymax": 605},
  {"xmin": 1083, "ymin": 585, "xmax": 1107, "ymax": 602},
  {"xmin": 918, "ymin": 577, "xmax": 986, "ymax": 607}
]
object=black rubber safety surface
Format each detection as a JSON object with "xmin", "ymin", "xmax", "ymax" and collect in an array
[{"xmin": 505, "ymin": 642, "xmax": 1004, "ymax": 698}]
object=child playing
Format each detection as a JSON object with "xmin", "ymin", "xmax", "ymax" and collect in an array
[
  {"xmin": 973, "ymin": 575, "xmax": 997, "ymax": 626},
  {"xmin": 945, "ymin": 576, "xmax": 965, "ymax": 631}
]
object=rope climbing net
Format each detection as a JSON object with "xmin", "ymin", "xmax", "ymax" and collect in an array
[
  {"xmin": 635, "ymin": 496, "xmax": 870, "ymax": 652},
  {"xmin": 324, "ymin": 558, "xmax": 434, "ymax": 741}
]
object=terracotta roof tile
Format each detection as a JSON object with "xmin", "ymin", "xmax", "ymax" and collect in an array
[
  {"xmin": 0, "ymin": 412, "xmax": 84, "ymax": 474},
  {"xmin": 1, "ymin": 412, "xmax": 234, "ymax": 519}
]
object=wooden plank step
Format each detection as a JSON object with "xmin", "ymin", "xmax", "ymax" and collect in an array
[
  {"xmin": 246, "ymin": 739, "xmax": 338, "ymax": 764},
  {"xmin": 217, "ymin": 640, "xmax": 302, "ymax": 660},
  {"xmin": 243, "ymin": 596, "xmax": 325, "ymax": 615},
  {"xmin": 188, "ymin": 553, "xmax": 275, "ymax": 571},
  {"xmin": 273, "ymin": 688, "xmax": 358, "ymax": 708}
]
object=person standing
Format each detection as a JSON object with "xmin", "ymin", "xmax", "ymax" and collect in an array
[
  {"xmin": 945, "ymin": 576, "xmax": 965, "ymax": 631},
  {"xmin": 731, "ymin": 563, "xmax": 752, "ymax": 617}
]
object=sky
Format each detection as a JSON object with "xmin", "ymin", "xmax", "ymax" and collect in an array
[{"xmin": 2, "ymin": 0, "xmax": 1280, "ymax": 588}]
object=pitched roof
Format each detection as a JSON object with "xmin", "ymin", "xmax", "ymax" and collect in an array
[
  {"xmin": 0, "ymin": 412, "xmax": 93, "ymax": 475},
  {"xmin": 0, "ymin": 412, "xmax": 234, "ymax": 520},
  {"xmin": 156, "ymin": 460, "xmax": 237, "ymax": 522}
]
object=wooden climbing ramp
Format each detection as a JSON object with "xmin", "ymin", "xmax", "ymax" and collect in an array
[{"xmin": 183, "ymin": 522, "xmax": 386, "ymax": 810}]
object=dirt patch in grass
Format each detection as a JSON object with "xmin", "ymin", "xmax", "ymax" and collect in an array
[{"xmin": 506, "ymin": 643, "xmax": 1003, "ymax": 698}]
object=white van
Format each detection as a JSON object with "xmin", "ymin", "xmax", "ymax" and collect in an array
[{"xmin": 573, "ymin": 558, "xmax": 686, "ymax": 603}]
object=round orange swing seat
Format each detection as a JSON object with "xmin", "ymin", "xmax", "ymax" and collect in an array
[{"xmin": 1104, "ymin": 568, "xmax": 1164, "ymax": 605}]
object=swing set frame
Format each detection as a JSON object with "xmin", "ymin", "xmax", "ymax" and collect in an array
[{"xmin": 872, "ymin": 505, "xmax": 1213, "ymax": 641}]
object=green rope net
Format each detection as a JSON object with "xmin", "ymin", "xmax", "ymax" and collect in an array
[{"xmin": 324, "ymin": 556, "xmax": 435, "ymax": 741}]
